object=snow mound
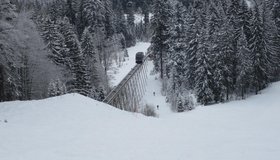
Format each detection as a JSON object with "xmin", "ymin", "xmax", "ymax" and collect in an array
[
  {"xmin": 0, "ymin": 93, "xmax": 144, "ymax": 125},
  {"xmin": 1, "ymin": 82, "xmax": 280, "ymax": 160}
]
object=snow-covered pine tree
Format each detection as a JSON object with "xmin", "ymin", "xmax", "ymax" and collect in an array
[
  {"xmin": 0, "ymin": 0, "xmax": 21, "ymax": 101},
  {"xmin": 48, "ymin": 78, "xmax": 66, "ymax": 97},
  {"xmin": 235, "ymin": 28, "xmax": 252, "ymax": 99},
  {"xmin": 239, "ymin": 0, "xmax": 253, "ymax": 42},
  {"xmin": 186, "ymin": 1, "xmax": 210, "ymax": 90},
  {"xmin": 113, "ymin": 3, "xmax": 130, "ymax": 53},
  {"xmin": 125, "ymin": 1, "xmax": 136, "ymax": 47},
  {"xmin": 207, "ymin": 1, "xmax": 228, "ymax": 102},
  {"xmin": 127, "ymin": 1, "xmax": 135, "ymax": 27},
  {"xmin": 273, "ymin": 0, "xmax": 280, "ymax": 33},
  {"xmin": 150, "ymin": 0, "xmax": 173, "ymax": 79},
  {"xmin": 226, "ymin": 0, "xmax": 244, "ymax": 90},
  {"xmin": 185, "ymin": 6, "xmax": 200, "ymax": 90},
  {"xmin": 248, "ymin": 7, "xmax": 269, "ymax": 94},
  {"xmin": 81, "ymin": 27, "xmax": 105, "ymax": 100},
  {"xmin": 143, "ymin": 2, "xmax": 149, "ymax": 25},
  {"xmin": 48, "ymin": 79, "xmax": 57, "ymax": 97},
  {"xmin": 166, "ymin": 2, "xmax": 188, "ymax": 109},
  {"xmin": 227, "ymin": 0, "xmax": 242, "ymax": 34},
  {"xmin": 142, "ymin": 2, "xmax": 151, "ymax": 41},
  {"xmin": 218, "ymin": 0, "xmax": 230, "ymax": 14},
  {"xmin": 47, "ymin": 0, "xmax": 67, "ymax": 21},
  {"xmin": 104, "ymin": 0, "xmax": 115, "ymax": 39},
  {"xmin": 66, "ymin": 0, "xmax": 78, "ymax": 25},
  {"xmin": 194, "ymin": 28, "xmax": 214, "ymax": 105},
  {"xmin": 78, "ymin": 0, "xmax": 103, "ymax": 36},
  {"xmin": 207, "ymin": 1, "xmax": 222, "ymax": 36},
  {"xmin": 59, "ymin": 18, "xmax": 91, "ymax": 96},
  {"xmin": 261, "ymin": 1, "xmax": 280, "ymax": 82},
  {"xmin": 213, "ymin": 19, "xmax": 236, "ymax": 102},
  {"xmin": 40, "ymin": 17, "xmax": 67, "ymax": 66},
  {"xmin": 114, "ymin": 1, "xmax": 126, "ymax": 34},
  {"xmin": 272, "ymin": 0, "xmax": 280, "ymax": 80}
]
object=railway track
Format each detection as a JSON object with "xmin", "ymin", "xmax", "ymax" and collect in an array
[{"xmin": 103, "ymin": 53, "xmax": 150, "ymax": 110}]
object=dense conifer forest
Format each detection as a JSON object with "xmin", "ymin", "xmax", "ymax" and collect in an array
[
  {"xmin": 151, "ymin": 0, "xmax": 280, "ymax": 110},
  {"xmin": 0, "ymin": 0, "xmax": 151, "ymax": 101},
  {"xmin": 1, "ymin": 0, "xmax": 279, "ymax": 111}
]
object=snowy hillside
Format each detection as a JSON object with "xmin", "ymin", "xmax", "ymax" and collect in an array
[{"xmin": 1, "ymin": 82, "xmax": 280, "ymax": 160}]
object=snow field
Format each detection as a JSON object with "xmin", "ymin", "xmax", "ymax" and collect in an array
[
  {"xmin": 1, "ymin": 81, "xmax": 280, "ymax": 160},
  {"xmin": 141, "ymin": 61, "xmax": 173, "ymax": 117},
  {"xmin": 1, "ymin": 41, "xmax": 280, "ymax": 160}
]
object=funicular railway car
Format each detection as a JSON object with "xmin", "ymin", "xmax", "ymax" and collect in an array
[{"xmin": 135, "ymin": 52, "xmax": 144, "ymax": 64}]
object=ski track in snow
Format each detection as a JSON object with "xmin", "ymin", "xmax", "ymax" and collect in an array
[
  {"xmin": 1, "ymin": 43, "xmax": 280, "ymax": 160},
  {"xmin": 141, "ymin": 61, "xmax": 173, "ymax": 118}
]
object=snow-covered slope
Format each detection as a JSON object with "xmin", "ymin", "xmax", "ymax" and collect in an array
[
  {"xmin": 108, "ymin": 42, "xmax": 150, "ymax": 87},
  {"xmin": 1, "ymin": 82, "xmax": 280, "ymax": 160}
]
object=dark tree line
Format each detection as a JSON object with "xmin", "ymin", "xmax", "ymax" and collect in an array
[
  {"xmin": 150, "ymin": 0, "xmax": 280, "ymax": 111},
  {"xmin": 0, "ymin": 0, "xmax": 152, "ymax": 102}
]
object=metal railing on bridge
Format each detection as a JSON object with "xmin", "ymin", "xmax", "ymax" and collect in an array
[{"xmin": 103, "ymin": 54, "xmax": 150, "ymax": 112}]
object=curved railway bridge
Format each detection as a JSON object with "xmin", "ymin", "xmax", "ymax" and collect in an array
[{"xmin": 103, "ymin": 54, "xmax": 150, "ymax": 112}]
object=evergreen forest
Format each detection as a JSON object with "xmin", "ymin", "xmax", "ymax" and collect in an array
[{"xmin": 1, "ymin": 0, "xmax": 280, "ymax": 111}]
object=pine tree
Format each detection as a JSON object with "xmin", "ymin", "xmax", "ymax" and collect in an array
[
  {"xmin": 48, "ymin": 78, "xmax": 67, "ymax": 97},
  {"xmin": 125, "ymin": 1, "xmax": 136, "ymax": 47},
  {"xmin": 227, "ymin": 0, "xmax": 242, "ymax": 31},
  {"xmin": 143, "ymin": 2, "xmax": 150, "ymax": 25},
  {"xmin": 114, "ymin": 1, "xmax": 126, "ymax": 34},
  {"xmin": 81, "ymin": 27, "xmax": 105, "ymax": 98},
  {"xmin": 47, "ymin": 0, "xmax": 67, "ymax": 21},
  {"xmin": 186, "ymin": 5, "xmax": 204, "ymax": 90},
  {"xmin": 194, "ymin": 28, "xmax": 214, "ymax": 105},
  {"xmin": 150, "ymin": 0, "xmax": 173, "ymax": 79},
  {"xmin": 60, "ymin": 18, "xmax": 91, "ymax": 96},
  {"xmin": 236, "ymin": 29, "xmax": 252, "ymax": 99},
  {"xmin": 40, "ymin": 17, "xmax": 67, "ymax": 66},
  {"xmin": 66, "ymin": 0, "xmax": 78, "ymax": 25},
  {"xmin": 142, "ymin": 3, "xmax": 151, "ymax": 41},
  {"xmin": 248, "ymin": 7, "xmax": 269, "ymax": 94},
  {"xmin": 104, "ymin": 0, "xmax": 115, "ymax": 38},
  {"xmin": 239, "ymin": 0, "xmax": 253, "ymax": 41},
  {"xmin": 78, "ymin": 0, "xmax": 103, "ymax": 36},
  {"xmin": 127, "ymin": 1, "xmax": 135, "ymax": 27},
  {"xmin": 0, "ymin": 0, "xmax": 20, "ymax": 101},
  {"xmin": 213, "ymin": 20, "xmax": 235, "ymax": 102},
  {"xmin": 272, "ymin": 0, "xmax": 280, "ymax": 80},
  {"xmin": 206, "ymin": 1, "xmax": 227, "ymax": 102},
  {"xmin": 273, "ymin": 1, "xmax": 280, "ymax": 29},
  {"xmin": 166, "ymin": 2, "xmax": 188, "ymax": 103},
  {"xmin": 226, "ymin": 0, "xmax": 243, "ymax": 90},
  {"xmin": 262, "ymin": 1, "xmax": 279, "ymax": 82}
]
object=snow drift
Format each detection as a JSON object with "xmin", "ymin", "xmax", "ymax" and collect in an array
[{"xmin": 1, "ymin": 82, "xmax": 280, "ymax": 160}]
